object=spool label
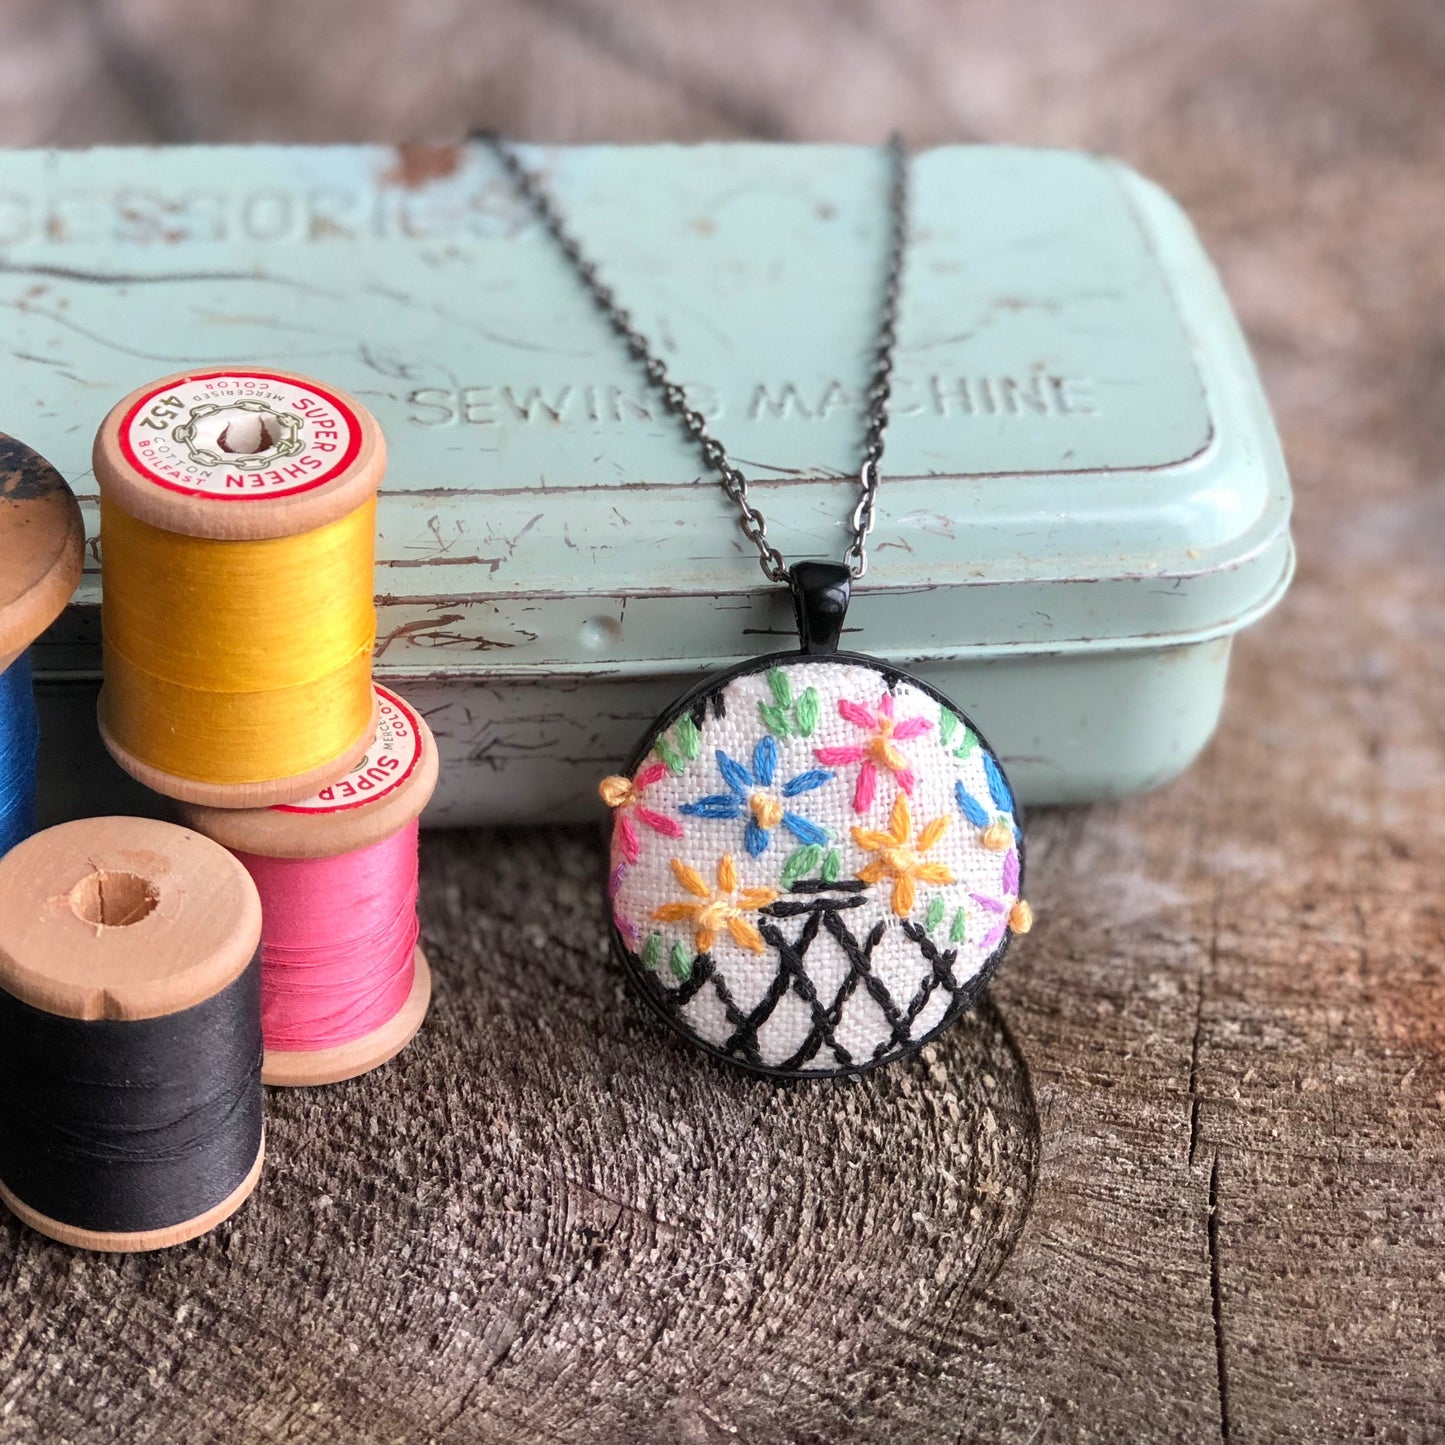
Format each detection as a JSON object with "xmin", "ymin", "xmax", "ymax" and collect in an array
[
  {"xmin": 117, "ymin": 371, "xmax": 364, "ymax": 500},
  {"xmin": 275, "ymin": 687, "xmax": 424, "ymax": 814}
]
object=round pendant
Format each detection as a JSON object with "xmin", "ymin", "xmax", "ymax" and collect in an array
[{"xmin": 602, "ymin": 651, "xmax": 1031, "ymax": 1079}]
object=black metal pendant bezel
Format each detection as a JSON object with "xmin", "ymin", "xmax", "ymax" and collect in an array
[{"xmin": 608, "ymin": 646, "xmax": 1027, "ymax": 1082}]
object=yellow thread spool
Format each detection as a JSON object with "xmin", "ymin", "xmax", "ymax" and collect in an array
[{"xmin": 94, "ymin": 369, "xmax": 385, "ymax": 808}]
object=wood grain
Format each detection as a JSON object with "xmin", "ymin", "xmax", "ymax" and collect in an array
[{"xmin": 1, "ymin": 0, "xmax": 1443, "ymax": 1439}]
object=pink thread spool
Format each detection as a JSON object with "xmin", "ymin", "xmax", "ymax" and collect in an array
[{"xmin": 181, "ymin": 685, "xmax": 437, "ymax": 1086}]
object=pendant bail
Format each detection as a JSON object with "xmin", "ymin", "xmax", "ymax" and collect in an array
[{"xmin": 788, "ymin": 561, "xmax": 852, "ymax": 656}]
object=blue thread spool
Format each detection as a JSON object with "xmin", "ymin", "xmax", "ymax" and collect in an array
[
  {"xmin": 0, "ymin": 430, "xmax": 85, "ymax": 849},
  {"xmin": 0, "ymin": 654, "xmax": 39, "ymax": 856}
]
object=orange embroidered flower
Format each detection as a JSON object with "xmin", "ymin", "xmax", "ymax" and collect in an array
[
  {"xmin": 853, "ymin": 794, "xmax": 955, "ymax": 917},
  {"xmin": 653, "ymin": 854, "xmax": 780, "ymax": 955}
]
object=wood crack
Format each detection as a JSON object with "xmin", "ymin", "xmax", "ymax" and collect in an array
[
  {"xmin": 1187, "ymin": 969, "xmax": 1205, "ymax": 1168},
  {"xmin": 1188, "ymin": 892, "xmax": 1221, "ymax": 1168},
  {"xmin": 1208, "ymin": 1151, "xmax": 1232, "ymax": 1444}
]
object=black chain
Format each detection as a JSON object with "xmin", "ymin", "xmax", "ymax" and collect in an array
[{"xmin": 481, "ymin": 133, "xmax": 909, "ymax": 582}]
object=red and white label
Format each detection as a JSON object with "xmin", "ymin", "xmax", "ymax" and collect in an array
[
  {"xmin": 274, "ymin": 686, "xmax": 424, "ymax": 814},
  {"xmin": 118, "ymin": 370, "xmax": 363, "ymax": 500}
]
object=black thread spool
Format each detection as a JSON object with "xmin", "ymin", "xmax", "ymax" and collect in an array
[{"xmin": 0, "ymin": 817, "xmax": 265, "ymax": 1251}]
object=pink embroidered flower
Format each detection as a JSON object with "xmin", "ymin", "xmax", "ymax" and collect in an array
[
  {"xmin": 815, "ymin": 691, "xmax": 933, "ymax": 812},
  {"xmin": 599, "ymin": 762, "xmax": 685, "ymax": 864}
]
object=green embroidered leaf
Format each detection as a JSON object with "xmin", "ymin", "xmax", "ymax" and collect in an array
[
  {"xmin": 759, "ymin": 701, "xmax": 792, "ymax": 738},
  {"xmin": 642, "ymin": 933, "xmax": 663, "ymax": 970},
  {"xmin": 953, "ymin": 727, "xmax": 979, "ymax": 760},
  {"xmin": 795, "ymin": 687, "xmax": 819, "ymax": 737},
  {"xmin": 674, "ymin": 714, "xmax": 701, "ymax": 760},
  {"xmin": 656, "ymin": 737, "xmax": 685, "ymax": 775},
  {"xmin": 949, "ymin": 908, "xmax": 968, "ymax": 943},
  {"xmin": 821, "ymin": 847, "xmax": 841, "ymax": 883},
  {"xmin": 768, "ymin": 668, "xmax": 793, "ymax": 708},
  {"xmin": 925, "ymin": 896, "xmax": 946, "ymax": 933},
  {"xmin": 669, "ymin": 941, "xmax": 692, "ymax": 982},
  {"xmin": 939, "ymin": 709, "xmax": 959, "ymax": 747},
  {"xmin": 781, "ymin": 844, "xmax": 822, "ymax": 888}
]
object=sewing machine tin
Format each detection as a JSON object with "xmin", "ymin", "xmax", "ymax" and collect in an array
[{"xmin": 0, "ymin": 142, "xmax": 1292, "ymax": 824}]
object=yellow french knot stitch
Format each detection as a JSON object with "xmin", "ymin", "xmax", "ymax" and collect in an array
[
  {"xmin": 749, "ymin": 791, "xmax": 785, "ymax": 830},
  {"xmin": 869, "ymin": 736, "xmax": 908, "ymax": 773},
  {"xmin": 598, "ymin": 775, "xmax": 637, "ymax": 809}
]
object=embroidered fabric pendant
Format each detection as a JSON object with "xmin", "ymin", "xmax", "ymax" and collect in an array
[
  {"xmin": 602, "ymin": 564, "xmax": 1031, "ymax": 1078},
  {"xmin": 478, "ymin": 137, "xmax": 1033, "ymax": 1078}
]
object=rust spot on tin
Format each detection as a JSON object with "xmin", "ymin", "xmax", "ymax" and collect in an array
[{"xmin": 383, "ymin": 143, "xmax": 463, "ymax": 189}]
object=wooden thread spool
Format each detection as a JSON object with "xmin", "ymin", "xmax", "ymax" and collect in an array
[
  {"xmin": 0, "ymin": 817, "xmax": 265, "ymax": 1251},
  {"xmin": 93, "ymin": 368, "xmax": 385, "ymax": 808},
  {"xmin": 182, "ymin": 685, "xmax": 437, "ymax": 1087},
  {"xmin": 0, "ymin": 433, "xmax": 84, "ymax": 856},
  {"xmin": 0, "ymin": 431, "xmax": 84, "ymax": 677}
]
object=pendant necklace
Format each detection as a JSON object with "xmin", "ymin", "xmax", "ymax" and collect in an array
[{"xmin": 487, "ymin": 135, "xmax": 1033, "ymax": 1079}]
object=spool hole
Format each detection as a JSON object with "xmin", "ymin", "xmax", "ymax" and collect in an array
[
  {"xmin": 69, "ymin": 871, "xmax": 160, "ymax": 928},
  {"xmin": 216, "ymin": 414, "xmax": 281, "ymax": 454}
]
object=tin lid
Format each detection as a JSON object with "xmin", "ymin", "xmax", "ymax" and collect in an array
[
  {"xmin": 3, "ymin": 143, "xmax": 1290, "ymax": 673},
  {"xmin": 179, "ymin": 685, "xmax": 438, "ymax": 857}
]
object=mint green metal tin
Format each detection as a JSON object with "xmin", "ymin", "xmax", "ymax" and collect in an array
[{"xmin": 0, "ymin": 142, "xmax": 1291, "ymax": 823}]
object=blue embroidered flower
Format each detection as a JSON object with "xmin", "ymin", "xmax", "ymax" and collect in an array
[
  {"xmin": 956, "ymin": 753, "xmax": 1020, "ymax": 850},
  {"xmin": 680, "ymin": 735, "xmax": 834, "ymax": 857}
]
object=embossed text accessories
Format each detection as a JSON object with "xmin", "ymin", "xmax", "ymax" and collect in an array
[{"xmin": 487, "ymin": 134, "xmax": 1032, "ymax": 1078}]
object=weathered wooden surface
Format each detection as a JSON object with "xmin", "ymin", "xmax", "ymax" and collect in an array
[{"xmin": 1, "ymin": 1, "xmax": 1444, "ymax": 1441}]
